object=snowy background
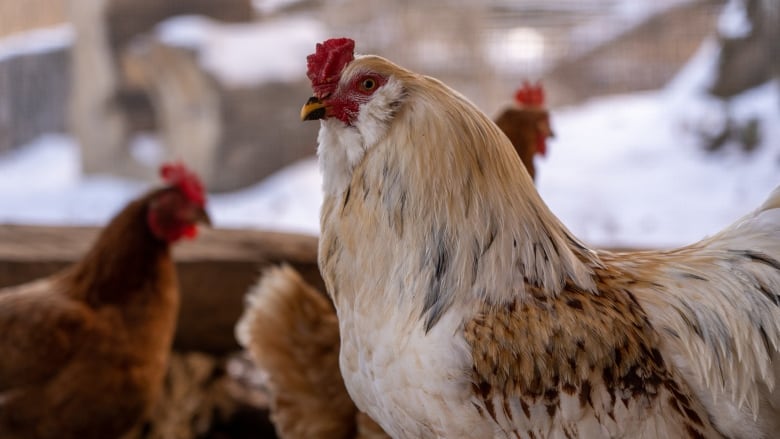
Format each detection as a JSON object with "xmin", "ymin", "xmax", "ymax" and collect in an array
[{"xmin": 0, "ymin": 0, "xmax": 777, "ymax": 249}]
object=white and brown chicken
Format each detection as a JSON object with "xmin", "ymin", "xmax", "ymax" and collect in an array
[{"xmin": 252, "ymin": 37, "xmax": 780, "ymax": 439}]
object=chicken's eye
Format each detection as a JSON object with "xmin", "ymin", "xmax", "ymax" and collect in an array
[{"xmin": 360, "ymin": 78, "xmax": 376, "ymax": 92}]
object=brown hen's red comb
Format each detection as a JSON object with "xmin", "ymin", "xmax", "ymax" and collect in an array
[
  {"xmin": 160, "ymin": 162, "xmax": 205, "ymax": 207},
  {"xmin": 306, "ymin": 38, "xmax": 355, "ymax": 98},
  {"xmin": 514, "ymin": 81, "xmax": 545, "ymax": 107}
]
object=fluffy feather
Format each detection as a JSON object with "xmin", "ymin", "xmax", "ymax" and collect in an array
[
  {"xmin": 302, "ymin": 38, "xmax": 780, "ymax": 438},
  {"xmin": 610, "ymin": 190, "xmax": 780, "ymax": 436},
  {"xmin": 236, "ymin": 265, "xmax": 363, "ymax": 439}
]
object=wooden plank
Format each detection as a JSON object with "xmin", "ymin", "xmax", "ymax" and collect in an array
[
  {"xmin": 0, "ymin": 225, "xmax": 323, "ymax": 355},
  {"xmin": 0, "ymin": 224, "xmax": 651, "ymax": 355}
]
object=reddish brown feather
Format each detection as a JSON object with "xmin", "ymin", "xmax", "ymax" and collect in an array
[{"xmin": 306, "ymin": 38, "xmax": 355, "ymax": 98}]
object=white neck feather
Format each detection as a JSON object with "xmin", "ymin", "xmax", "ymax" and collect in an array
[
  {"xmin": 317, "ymin": 118, "xmax": 365, "ymax": 196},
  {"xmin": 317, "ymin": 77, "xmax": 406, "ymax": 196}
]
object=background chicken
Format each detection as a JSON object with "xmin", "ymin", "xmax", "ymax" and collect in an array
[
  {"xmin": 0, "ymin": 163, "xmax": 210, "ymax": 439},
  {"xmin": 236, "ymin": 81, "xmax": 551, "ymax": 438},
  {"xmin": 298, "ymin": 37, "xmax": 780, "ymax": 438},
  {"xmin": 493, "ymin": 81, "xmax": 553, "ymax": 181}
]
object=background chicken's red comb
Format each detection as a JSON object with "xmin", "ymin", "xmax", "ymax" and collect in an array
[
  {"xmin": 160, "ymin": 162, "xmax": 205, "ymax": 206},
  {"xmin": 306, "ymin": 38, "xmax": 355, "ymax": 97},
  {"xmin": 514, "ymin": 81, "xmax": 545, "ymax": 107}
]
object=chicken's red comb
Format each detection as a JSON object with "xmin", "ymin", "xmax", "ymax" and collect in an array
[
  {"xmin": 514, "ymin": 81, "xmax": 545, "ymax": 107},
  {"xmin": 160, "ymin": 162, "xmax": 205, "ymax": 207},
  {"xmin": 306, "ymin": 38, "xmax": 355, "ymax": 98}
]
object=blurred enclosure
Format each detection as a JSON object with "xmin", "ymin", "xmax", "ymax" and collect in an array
[
  {"xmin": 323, "ymin": 0, "xmax": 725, "ymax": 108},
  {"xmin": 2, "ymin": 0, "xmax": 776, "ymax": 191}
]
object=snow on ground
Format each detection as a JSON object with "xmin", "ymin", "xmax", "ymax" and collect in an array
[
  {"xmin": 0, "ymin": 24, "xmax": 73, "ymax": 63},
  {"xmin": 0, "ymin": 134, "xmax": 323, "ymax": 235},
  {"xmin": 208, "ymin": 158, "xmax": 322, "ymax": 235},
  {"xmin": 252, "ymin": 0, "xmax": 308, "ymax": 16},
  {"xmin": 538, "ymin": 83, "xmax": 779, "ymax": 248},
  {"xmin": 717, "ymin": 0, "xmax": 753, "ymax": 38},
  {"xmin": 0, "ymin": 135, "xmax": 146, "ymax": 226},
  {"xmin": 0, "ymin": 25, "xmax": 778, "ymax": 247}
]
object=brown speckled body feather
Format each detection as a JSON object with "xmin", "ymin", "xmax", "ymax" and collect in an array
[{"xmin": 466, "ymin": 268, "xmax": 721, "ymax": 438}]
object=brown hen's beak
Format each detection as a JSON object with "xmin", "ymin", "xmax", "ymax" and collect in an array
[
  {"xmin": 301, "ymin": 96, "xmax": 327, "ymax": 121},
  {"xmin": 539, "ymin": 117, "xmax": 555, "ymax": 138},
  {"xmin": 194, "ymin": 206, "xmax": 212, "ymax": 227}
]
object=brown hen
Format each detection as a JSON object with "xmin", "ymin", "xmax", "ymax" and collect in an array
[{"xmin": 0, "ymin": 163, "xmax": 210, "ymax": 439}]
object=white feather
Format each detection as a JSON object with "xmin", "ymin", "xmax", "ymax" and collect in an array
[
  {"xmin": 624, "ymin": 185, "xmax": 780, "ymax": 437},
  {"xmin": 317, "ymin": 73, "xmax": 406, "ymax": 197}
]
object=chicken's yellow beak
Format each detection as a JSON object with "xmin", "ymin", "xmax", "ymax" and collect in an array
[{"xmin": 301, "ymin": 96, "xmax": 327, "ymax": 121}]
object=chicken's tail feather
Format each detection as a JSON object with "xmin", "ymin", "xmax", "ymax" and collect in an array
[
  {"xmin": 759, "ymin": 185, "xmax": 780, "ymax": 212},
  {"xmin": 235, "ymin": 264, "xmax": 358, "ymax": 439},
  {"xmin": 655, "ymin": 184, "xmax": 780, "ymax": 416}
]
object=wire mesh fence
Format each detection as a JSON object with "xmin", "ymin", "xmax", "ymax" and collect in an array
[{"xmin": 321, "ymin": 0, "xmax": 725, "ymax": 111}]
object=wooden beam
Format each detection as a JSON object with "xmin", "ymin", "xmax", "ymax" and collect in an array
[
  {"xmin": 0, "ymin": 224, "xmax": 650, "ymax": 355},
  {"xmin": 0, "ymin": 225, "xmax": 323, "ymax": 355}
]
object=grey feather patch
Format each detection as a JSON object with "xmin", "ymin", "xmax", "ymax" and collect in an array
[
  {"xmin": 758, "ymin": 325, "xmax": 773, "ymax": 354},
  {"xmin": 323, "ymin": 236, "xmax": 341, "ymax": 267},
  {"xmin": 732, "ymin": 249, "xmax": 780, "ymax": 271},
  {"xmin": 677, "ymin": 272, "xmax": 708, "ymax": 281},
  {"xmin": 469, "ymin": 219, "xmax": 497, "ymax": 288},
  {"xmin": 341, "ymin": 187, "xmax": 351, "ymax": 213},
  {"xmin": 471, "ymin": 240, "xmax": 480, "ymax": 287},
  {"xmin": 380, "ymin": 161, "xmax": 406, "ymax": 237},
  {"xmin": 422, "ymin": 228, "xmax": 452, "ymax": 332},
  {"xmin": 756, "ymin": 281, "xmax": 780, "ymax": 306},
  {"xmin": 387, "ymin": 190, "xmax": 406, "ymax": 236},
  {"xmin": 482, "ymin": 222, "xmax": 497, "ymax": 256},
  {"xmin": 674, "ymin": 301, "xmax": 704, "ymax": 340},
  {"xmin": 360, "ymin": 172, "xmax": 369, "ymax": 200}
]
